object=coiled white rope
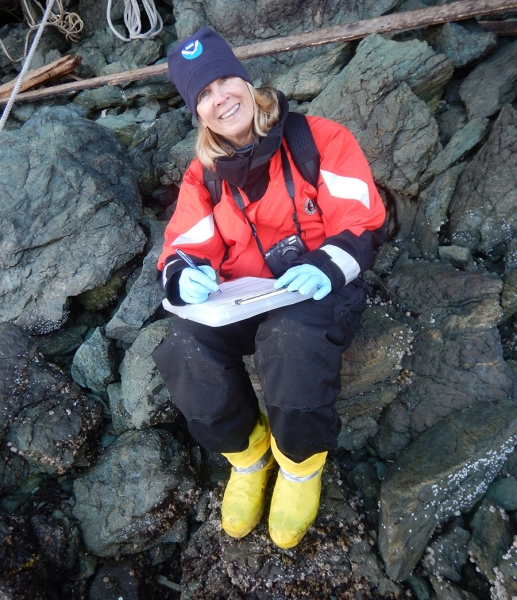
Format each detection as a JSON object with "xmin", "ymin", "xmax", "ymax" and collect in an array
[
  {"xmin": 107, "ymin": 0, "xmax": 163, "ymax": 42},
  {"xmin": 0, "ymin": 0, "xmax": 56, "ymax": 133}
]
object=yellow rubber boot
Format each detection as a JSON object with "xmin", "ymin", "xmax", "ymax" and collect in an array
[
  {"xmin": 269, "ymin": 436, "xmax": 327, "ymax": 549},
  {"xmin": 221, "ymin": 413, "xmax": 276, "ymax": 538}
]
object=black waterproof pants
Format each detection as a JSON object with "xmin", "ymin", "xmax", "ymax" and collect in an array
[{"xmin": 153, "ymin": 278, "xmax": 367, "ymax": 462}]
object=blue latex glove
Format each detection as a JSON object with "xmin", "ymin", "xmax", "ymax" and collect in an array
[
  {"xmin": 274, "ymin": 264, "xmax": 332, "ymax": 300},
  {"xmin": 179, "ymin": 265, "xmax": 219, "ymax": 304}
]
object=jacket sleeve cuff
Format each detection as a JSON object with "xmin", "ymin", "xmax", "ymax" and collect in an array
[
  {"xmin": 292, "ymin": 249, "xmax": 347, "ymax": 291},
  {"xmin": 162, "ymin": 254, "xmax": 211, "ymax": 307}
]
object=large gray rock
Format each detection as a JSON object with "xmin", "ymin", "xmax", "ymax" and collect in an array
[
  {"xmin": 0, "ymin": 106, "xmax": 146, "ymax": 333},
  {"xmin": 309, "ymin": 34, "xmax": 450, "ymax": 196},
  {"xmin": 105, "ymin": 230, "xmax": 166, "ymax": 344},
  {"xmin": 468, "ymin": 499, "xmax": 515, "ymax": 583},
  {"xmin": 71, "ymin": 327, "xmax": 118, "ymax": 393},
  {"xmin": 337, "ymin": 306, "xmax": 413, "ymax": 450},
  {"xmin": 449, "ymin": 104, "xmax": 517, "ymax": 256},
  {"xmin": 434, "ymin": 21, "xmax": 497, "ymax": 68},
  {"xmin": 73, "ymin": 428, "xmax": 199, "ymax": 557},
  {"xmin": 420, "ymin": 117, "xmax": 489, "ymax": 185},
  {"xmin": 0, "ymin": 323, "xmax": 103, "ymax": 484},
  {"xmin": 128, "ymin": 109, "xmax": 192, "ymax": 196},
  {"xmin": 378, "ymin": 399, "xmax": 517, "ymax": 581},
  {"xmin": 492, "ymin": 536, "xmax": 517, "ymax": 600},
  {"xmin": 413, "ymin": 163, "xmax": 466, "ymax": 259},
  {"xmin": 459, "ymin": 41, "xmax": 517, "ymax": 120},
  {"xmin": 107, "ymin": 319, "xmax": 175, "ymax": 432},
  {"xmin": 421, "ymin": 525, "xmax": 471, "ymax": 583}
]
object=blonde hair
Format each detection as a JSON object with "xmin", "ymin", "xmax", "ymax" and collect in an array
[{"xmin": 196, "ymin": 83, "xmax": 280, "ymax": 170}]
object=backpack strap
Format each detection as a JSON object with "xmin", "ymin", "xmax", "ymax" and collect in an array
[
  {"xmin": 283, "ymin": 112, "xmax": 320, "ymax": 190},
  {"xmin": 203, "ymin": 166, "xmax": 223, "ymax": 206},
  {"xmin": 203, "ymin": 112, "xmax": 320, "ymax": 207}
]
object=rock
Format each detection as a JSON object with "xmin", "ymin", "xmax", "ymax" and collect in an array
[
  {"xmin": 309, "ymin": 34, "xmax": 449, "ymax": 196},
  {"xmin": 449, "ymin": 104, "xmax": 517, "ymax": 256},
  {"xmin": 438, "ymin": 245, "xmax": 473, "ymax": 269},
  {"xmin": 421, "ymin": 525, "xmax": 471, "ymax": 583},
  {"xmin": 414, "ymin": 163, "xmax": 466, "ymax": 259},
  {"xmin": 378, "ymin": 399, "xmax": 517, "ymax": 581},
  {"xmin": 71, "ymin": 327, "xmax": 118, "ymax": 393},
  {"xmin": 459, "ymin": 41, "xmax": 517, "ymax": 119},
  {"xmin": 30, "ymin": 511, "xmax": 80, "ymax": 573},
  {"xmin": 420, "ymin": 117, "xmax": 489, "ymax": 185},
  {"xmin": 336, "ymin": 306, "xmax": 413, "ymax": 450},
  {"xmin": 269, "ymin": 43, "xmax": 352, "ymax": 102},
  {"xmin": 501, "ymin": 270, "xmax": 517, "ymax": 324},
  {"xmin": 492, "ymin": 537, "xmax": 517, "ymax": 600},
  {"xmin": 73, "ymin": 428, "xmax": 199, "ymax": 557},
  {"xmin": 108, "ymin": 319, "xmax": 176, "ymax": 432},
  {"xmin": 429, "ymin": 576, "xmax": 478, "ymax": 600},
  {"xmin": 486, "ymin": 476, "xmax": 517, "ymax": 511},
  {"xmin": 0, "ymin": 323, "xmax": 103, "ymax": 484},
  {"xmin": 180, "ymin": 461, "xmax": 401, "ymax": 599},
  {"xmin": 0, "ymin": 105, "xmax": 146, "ymax": 333},
  {"xmin": 88, "ymin": 561, "xmax": 141, "ymax": 600},
  {"xmin": 128, "ymin": 109, "xmax": 192, "ymax": 196},
  {"xmin": 468, "ymin": 499, "xmax": 515, "ymax": 582},
  {"xmin": 34, "ymin": 324, "xmax": 89, "ymax": 363},
  {"xmin": 434, "ymin": 21, "xmax": 497, "ymax": 68},
  {"xmin": 436, "ymin": 106, "xmax": 468, "ymax": 146},
  {"xmin": 79, "ymin": 0, "xmax": 125, "ymax": 38},
  {"xmin": 105, "ymin": 230, "xmax": 166, "ymax": 344},
  {"xmin": 160, "ymin": 128, "xmax": 197, "ymax": 187},
  {"xmin": 95, "ymin": 109, "xmax": 143, "ymax": 147}
]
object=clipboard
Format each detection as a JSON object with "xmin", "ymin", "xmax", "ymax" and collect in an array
[{"xmin": 162, "ymin": 277, "xmax": 311, "ymax": 327}]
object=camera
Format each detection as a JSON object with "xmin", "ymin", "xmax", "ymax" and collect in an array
[{"xmin": 264, "ymin": 234, "xmax": 307, "ymax": 278}]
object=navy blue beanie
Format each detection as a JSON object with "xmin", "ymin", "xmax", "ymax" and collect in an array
[{"xmin": 167, "ymin": 27, "xmax": 253, "ymax": 117}]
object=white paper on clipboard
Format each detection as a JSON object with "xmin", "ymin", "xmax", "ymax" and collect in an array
[{"xmin": 162, "ymin": 276, "xmax": 311, "ymax": 327}]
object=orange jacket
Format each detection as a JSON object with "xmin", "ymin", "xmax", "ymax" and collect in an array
[{"xmin": 158, "ymin": 116, "xmax": 385, "ymax": 298}]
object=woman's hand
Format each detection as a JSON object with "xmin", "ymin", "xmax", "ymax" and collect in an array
[
  {"xmin": 274, "ymin": 265, "xmax": 332, "ymax": 300},
  {"xmin": 179, "ymin": 266, "xmax": 219, "ymax": 304}
]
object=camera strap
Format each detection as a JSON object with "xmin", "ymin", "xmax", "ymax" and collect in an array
[{"xmin": 228, "ymin": 145, "xmax": 304, "ymax": 258}]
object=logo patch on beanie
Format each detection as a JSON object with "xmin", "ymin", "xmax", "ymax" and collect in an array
[{"xmin": 181, "ymin": 40, "xmax": 203, "ymax": 60}]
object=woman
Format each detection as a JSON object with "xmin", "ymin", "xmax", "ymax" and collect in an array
[{"xmin": 153, "ymin": 27, "xmax": 386, "ymax": 549}]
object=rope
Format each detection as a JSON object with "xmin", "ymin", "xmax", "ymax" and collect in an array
[
  {"xmin": 0, "ymin": 0, "xmax": 56, "ymax": 133},
  {"xmin": 0, "ymin": 0, "xmax": 83, "ymax": 64},
  {"xmin": 107, "ymin": 0, "xmax": 163, "ymax": 42}
]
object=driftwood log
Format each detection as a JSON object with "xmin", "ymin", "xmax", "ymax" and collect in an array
[
  {"xmin": 1, "ymin": 0, "xmax": 517, "ymax": 107},
  {"xmin": 0, "ymin": 54, "xmax": 82, "ymax": 100},
  {"xmin": 479, "ymin": 18, "xmax": 517, "ymax": 34}
]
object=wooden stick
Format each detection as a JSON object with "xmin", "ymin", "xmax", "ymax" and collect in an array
[
  {"xmin": 0, "ymin": 54, "xmax": 82, "ymax": 100},
  {"xmin": 478, "ymin": 19, "xmax": 517, "ymax": 34},
  {"xmin": 2, "ymin": 0, "xmax": 517, "ymax": 107}
]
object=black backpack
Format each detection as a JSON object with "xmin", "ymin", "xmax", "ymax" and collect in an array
[{"xmin": 203, "ymin": 112, "xmax": 320, "ymax": 206}]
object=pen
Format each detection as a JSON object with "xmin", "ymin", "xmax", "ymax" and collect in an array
[{"xmin": 176, "ymin": 248, "xmax": 223, "ymax": 295}]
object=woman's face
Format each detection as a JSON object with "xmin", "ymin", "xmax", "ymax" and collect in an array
[{"xmin": 197, "ymin": 76, "xmax": 254, "ymax": 147}]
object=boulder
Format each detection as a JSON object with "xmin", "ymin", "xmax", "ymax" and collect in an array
[
  {"xmin": 492, "ymin": 537, "xmax": 517, "ymax": 600},
  {"xmin": 419, "ymin": 117, "xmax": 488, "ymax": 185},
  {"xmin": 459, "ymin": 41, "xmax": 517, "ymax": 120},
  {"xmin": 71, "ymin": 327, "xmax": 118, "ymax": 393},
  {"xmin": 468, "ymin": 499, "xmax": 514, "ymax": 582},
  {"xmin": 309, "ymin": 34, "xmax": 449, "ymax": 196},
  {"xmin": 434, "ymin": 21, "xmax": 497, "ymax": 68},
  {"xmin": 413, "ymin": 163, "xmax": 466, "ymax": 259},
  {"xmin": 0, "ymin": 323, "xmax": 103, "ymax": 481},
  {"xmin": 449, "ymin": 104, "xmax": 517, "ymax": 256},
  {"xmin": 73, "ymin": 428, "xmax": 199, "ymax": 557},
  {"xmin": 420, "ymin": 525, "xmax": 471, "ymax": 583},
  {"xmin": 128, "ymin": 109, "xmax": 192, "ymax": 197},
  {"xmin": 0, "ymin": 106, "xmax": 146, "ymax": 333},
  {"xmin": 337, "ymin": 306, "xmax": 413, "ymax": 450},
  {"xmin": 105, "ymin": 228, "xmax": 166, "ymax": 344},
  {"xmin": 378, "ymin": 399, "xmax": 517, "ymax": 581},
  {"xmin": 107, "ymin": 319, "xmax": 176, "ymax": 432}
]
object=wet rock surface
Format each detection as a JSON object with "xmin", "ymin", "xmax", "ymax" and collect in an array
[{"xmin": 1, "ymin": 1, "xmax": 517, "ymax": 598}]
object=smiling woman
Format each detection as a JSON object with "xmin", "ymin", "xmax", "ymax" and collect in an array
[
  {"xmin": 153, "ymin": 26, "xmax": 386, "ymax": 551},
  {"xmin": 196, "ymin": 77, "xmax": 254, "ymax": 147}
]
